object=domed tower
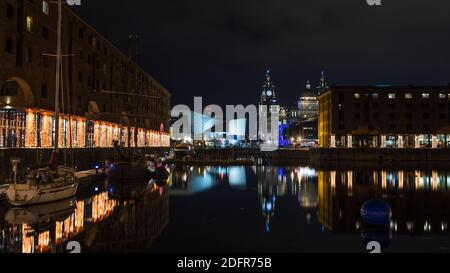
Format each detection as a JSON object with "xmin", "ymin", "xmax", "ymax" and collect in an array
[{"xmin": 298, "ymin": 80, "xmax": 318, "ymax": 121}]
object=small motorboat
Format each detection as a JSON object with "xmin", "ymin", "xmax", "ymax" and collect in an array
[
  {"xmin": 360, "ymin": 199, "xmax": 392, "ymax": 226},
  {"xmin": 6, "ymin": 166, "xmax": 78, "ymax": 207}
]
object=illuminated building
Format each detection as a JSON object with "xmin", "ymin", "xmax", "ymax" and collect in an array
[
  {"xmin": 298, "ymin": 80, "xmax": 319, "ymax": 141},
  {"xmin": 0, "ymin": 1, "xmax": 170, "ymax": 148},
  {"xmin": 298, "ymin": 81, "xmax": 318, "ymax": 121},
  {"xmin": 258, "ymin": 70, "xmax": 280, "ymax": 144},
  {"xmin": 319, "ymin": 85, "xmax": 450, "ymax": 148}
]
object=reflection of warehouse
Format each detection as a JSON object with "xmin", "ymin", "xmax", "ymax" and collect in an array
[
  {"xmin": 0, "ymin": 186, "xmax": 169, "ymax": 253},
  {"xmin": 318, "ymin": 170, "xmax": 450, "ymax": 234},
  {"xmin": 0, "ymin": 1, "xmax": 171, "ymax": 148}
]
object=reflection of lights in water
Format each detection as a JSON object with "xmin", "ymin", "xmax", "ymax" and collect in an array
[
  {"xmin": 297, "ymin": 167, "xmax": 316, "ymax": 178},
  {"xmin": 266, "ymin": 201, "xmax": 273, "ymax": 212},
  {"xmin": 432, "ymin": 171, "xmax": 438, "ymax": 191},
  {"xmin": 347, "ymin": 171, "xmax": 353, "ymax": 196},
  {"xmin": 38, "ymin": 231, "xmax": 50, "ymax": 253},
  {"xmin": 355, "ymin": 221, "xmax": 361, "ymax": 230},
  {"xmin": 228, "ymin": 167, "xmax": 246, "ymax": 188},
  {"xmin": 398, "ymin": 171, "xmax": 404, "ymax": 190},
  {"xmin": 442, "ymin": 221, "xmax": 448, "ymax": 231},
  {"xmin": 22, "ymin": 225, "xmax": 34, "ymax": 254},
  {"xmin": 381, "ymin": 171, "xmax": 387, "ymax": 190},
  {"xmin": 306, "ymin": 213, "xmax": 311, "ymax": 224},
  {"xmin": 75, "ymin": 201, "xmax": 84, "ymax": 233},
  {"xmin": 56, "ymin": 221, "xmax": 63, "ymax": 245},
  {"xmin": 390, "ymin": 221, "xmax": 398, "ymax": 232},
  {"xmin": 407, "ymin": 221, "xmax": 414, "ymax": 231},
  {"xmin": 424, "ymin": 221, "xmax": 431, "ymax": 232}
]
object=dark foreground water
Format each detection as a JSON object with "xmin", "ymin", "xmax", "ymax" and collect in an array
[
  {"xmin": 1, "ymin": 165, "xmax": 450, "ymax": 253},
  {"xmin": 153, "ymin": 166, "xmax": 450, "ymax": 253}
]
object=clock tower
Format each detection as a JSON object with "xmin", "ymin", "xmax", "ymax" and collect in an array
[
  {"xmin": 258, "ymin": 69, "xmax": 280, "ymax": 148},
  {"xmin": 259, "ymin": 70, "xmax": 278, "ymax": 106}
]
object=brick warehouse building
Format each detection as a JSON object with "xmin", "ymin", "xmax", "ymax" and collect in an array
[
  {"xmin": 0, "ymin": 0, "xmax": 170, "ymax": 148},
  {"xmin": 318, "ymin": 85, "xmax": 450, "ymax": 149}
]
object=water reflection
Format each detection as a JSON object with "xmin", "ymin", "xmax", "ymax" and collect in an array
[
  {"xmin": 0, "ymin": 180, "xmax": 169, "ymax": 253},
  {"xmin": 162, "ymin": 166, "xmax": 450, "ymax": 252},
  {"xmin": 169, "ymin": 165, "xmax": 247, "ymax": 195},
  {"xmin": 257, "ymin": 166, "xmax": 318, "ymax": 232},
  {"xmin": 319, "ymin": 170, "xmax": 450, "ymax": 235}
]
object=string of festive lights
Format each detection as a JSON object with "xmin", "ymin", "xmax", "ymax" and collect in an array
[{"xmin": 12, "ymin": 108, "xmax": 170, "ymax": 148}]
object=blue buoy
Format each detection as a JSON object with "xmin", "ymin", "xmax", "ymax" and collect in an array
[{"xmin": 360, "ymin": 199, "xmax": 391, "ymax": 226}]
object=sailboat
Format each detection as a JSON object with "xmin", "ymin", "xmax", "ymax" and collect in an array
[{"xmin": 6, "ymin": 1, "xmax": 78, "ymax": 206}]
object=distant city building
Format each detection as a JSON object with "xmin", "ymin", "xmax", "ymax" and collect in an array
[
  {"xmin": 316, "ymin": 71, "xmax": 329, "ymax": 96},
  {"xmin": 299, "ymin": 80, "xmax": 318, "ymax": 121},
  {"xmin": 258, "ymin": 70, "xmax": 280, "ymax": 144},
  {"xmin": 259, "ymin": 70, "xmax": 278, "ymax": 106},
  {"xmin": 318, "ymin": 85, "xmax": 450, "ymax": 148}
]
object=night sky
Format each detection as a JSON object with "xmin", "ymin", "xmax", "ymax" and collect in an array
[{"xmin": 75, "ymin": 0, "xmax": 450, "ymax": 107}]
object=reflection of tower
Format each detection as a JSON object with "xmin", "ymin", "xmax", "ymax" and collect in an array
[
  {"xmin": 257, "ymin": 166, "xmax": 318, "ymax": 231},
  {"xmin": 257, "ymin": 166, "xmax": 280, "ymax": 232}
]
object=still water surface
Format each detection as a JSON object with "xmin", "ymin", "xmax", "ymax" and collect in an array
[
  {"xmin": 1, "ymin": 165, "xmax": 450, "ymax": 253},
  {"xmin": 154, "ymin": 165, "xmax": 450, "ymax": 253}
]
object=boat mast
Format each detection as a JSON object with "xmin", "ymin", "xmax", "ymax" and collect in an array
[
  {"xmin": 48, "ymin": 0, "xmax": 63, "ymax": 170},
  {"xmin": 54, "ymin": 0, "xmax": 62, "ymax": 153}
]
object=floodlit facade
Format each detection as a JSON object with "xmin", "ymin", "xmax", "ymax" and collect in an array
[
  {"xmin": 318, "ymin": 85, "xmax": 450, "ymax": 148},
  {"xmin": 0, "ymin": 0, "xmax": 170, "ymax": 148}
]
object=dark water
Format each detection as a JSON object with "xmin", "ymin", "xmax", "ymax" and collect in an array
[
  {"xmin": 1, "ymin": 165, "xmax": 450, "ymax": 253},
  {"xmin": 0, "ymin": 179, "xmax": 169, "ymax": 253},
  {"xmin": 152, "ymin": 165, "xmax": 450, "ymax": 253}
]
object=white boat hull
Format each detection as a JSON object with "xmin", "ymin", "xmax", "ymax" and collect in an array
[{"xmin": 6, "ymin": 183, "xmax": 78, "ymax": 207}]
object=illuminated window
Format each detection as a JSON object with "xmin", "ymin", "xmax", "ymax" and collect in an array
[
  {"xmin": 354, "ymin": 93, "xmax": 360, "ymax": 99},
  {"xmin": 26, "ymin": 16, "xmax": 33, "ymax": 32},
  {"xmin": 388, "ymin": 93, "xmax": 396, "ymax": 99},
  {"xmin": 405, "ymin": 93, "xmax": 413, "ymax": 99},
  {"xmin": 439, "ymin": 93, "xmax": 446, "ymax": 99},
  {"xmin": 422, "ymin": 93, "xmax": 430, "ymax": 99},
  {"xmin": 42, "ymin": 1, "xmax": 49, "ymax": 15}
]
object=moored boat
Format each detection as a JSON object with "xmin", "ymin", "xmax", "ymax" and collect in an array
[{"xmin": 6, "ymin": 166, "xmax": 78, "ymax": 207}]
